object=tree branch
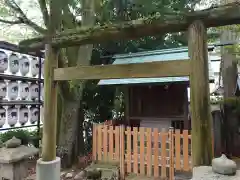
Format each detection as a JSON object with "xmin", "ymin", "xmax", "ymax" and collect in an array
[
  {"xmin": 76, "ymin": 0, "xmax": 95, "ymax": 66},
  {"xmin": 19, "ymin": 16, "xmax": 47, "ymax": 34},
  {"xmin": 0, "ymin": 18, "xmax": 22, "ymax": 24},
  {"xmin": 61, "ymin": 1, "xmax": 76, "ymax": 29},
  {"xmin": 37, "ymin": 0, "xmax": 49, "ymax": 27},
  {"xmin": 4, "ymin": 0, "xmax": 47, "ymax": 33},
  {"xmin": 19, "ymin": 2, "xmax": 240, "ymax": 50}
]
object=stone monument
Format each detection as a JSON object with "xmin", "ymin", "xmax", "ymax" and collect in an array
[
  {"xmin": 0, "ymin": 136, "xmax": 39, "ymax": 180},
  {"xmin": 192, "ymin": 154, "xmax": 240, "ymax": 180}
]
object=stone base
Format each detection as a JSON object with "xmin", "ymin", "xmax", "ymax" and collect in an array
[
  {"xmin": 0, "ymin": 145, "xmax": 39, "ymax": 180},
  {"xmin": 0, "ymin": 160, "xmax": 28, "ymax": 180},
  {"xmin": 36, "ymin": 157, "xmax": 61, "ymax": 180},
  {"xmin": 192, "ymin": 166, "xmax": 240, "ymax": 180}
]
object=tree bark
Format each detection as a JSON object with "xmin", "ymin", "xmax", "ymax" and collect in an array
[
  {"xmin": 56, "ymin": 0, "xmax": 96, "ymax": 168},
  {"xmin": 220, "ymin": 0, "xmax": 238, "ymax": 157},
  {"xmin": 57, "ymin": 100, "xmax": 82, "ymax": 167},
  {"xmin": 188, "ymin": 20, "xmax": 213, "ymax": 166},
  {"xmin": 19, "ymin": 2, "xmax": 240, "ymax": 50}
]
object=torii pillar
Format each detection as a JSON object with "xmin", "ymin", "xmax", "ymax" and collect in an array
[
  {"xmin": 188, "ymin": 20, "xmax": 213, "ymax": 166},
  {"xmin": 36, "ymin": 45, "xmax": 60, "ymax": 180}
]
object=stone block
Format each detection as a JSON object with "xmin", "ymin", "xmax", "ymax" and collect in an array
[
  {"xmin": 0, "ymin": 160, "xmax": 28, "ymax": 180},
  {"xmin": 212, "ymin": 154, "xmax": 237, "ymax": 175},
  {"xmin": 36, "ymin": 157, "xmax": 61, "ymax": 180},
  {"xmin": 0, "ymin": 145, "xmax": 39, "ymax": 180},
  {"xmin": 4, "ymin": 136, "xmax": 21, "ymax": 148}
]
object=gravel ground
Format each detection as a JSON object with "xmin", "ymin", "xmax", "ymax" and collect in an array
[
  {"xmin": 192, "ymin": 166, "xmax": 240, "ymax": 180},
  {"xmin": 25, "ymin": 159, "xmax": 240, "ymax": 180},
  {"xmin": 25, "ymin": 157, "xmax": 91, "ymax": 180}
]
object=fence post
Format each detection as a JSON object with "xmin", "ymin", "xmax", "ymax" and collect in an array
[
  {"xmin": 169, "ymin": 127, "xmax": 174, "ymax": 180},
  {"xmin": 119, "ymin": 125, "xmax": 125, "ymax": 179}
]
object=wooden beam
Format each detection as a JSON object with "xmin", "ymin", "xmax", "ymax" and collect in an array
[
  {"xmin": 188, "ymin": 20, "xmax": 213, "ymax": 166},
  {"xmin": 19, "ymin": 2, "xmax": 240, "ymax": 50},
  {"xmin": 53, "ymin": 60, "xmax": 190, "ymax": 81}
]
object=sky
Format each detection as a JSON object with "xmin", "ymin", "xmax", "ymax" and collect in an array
[{"xmin": 0, "ymin": 0, "xmax": 43, "ymax": 43}]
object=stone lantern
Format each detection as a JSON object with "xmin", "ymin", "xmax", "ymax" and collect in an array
[
  {"xmin": 30, "ymin": 83, "xmax": 39, "ymax": 100},
  {"xmin": 19, "ymin": 56, "xmax": 30, "ymax": 76},
  {"xmin": 0, "ymin": 137, "xmax": 39, "ymax": 180},
  {"xmin": 31, "ymin": 57, "xmax": 39, "ymax": 77},
  {"xmin": 0, "ymin": 107, "xmax": 6, "ymax": 127},
  {"xmin": 0, "ymin": 81, "xmax": 7, "ymax": 99},
  {"xmin": 7, "ymin": 81, "xmax": 18, "ymax": 100},
  {"xmin": 41, "ymin": 60, "xmax": 44, "ymax": 77},
  {"xmin": 19, "ymin": 81, "xmax": 29, "ymax": 100},
  {"xmin": 30, "ymin": 107, "xmax": 38, "ymax": 124},
  {"xmin": 40, "ymin": 106, "xmax": 44, "ymax": 123},
  {"xmin": 19, "ymin": 106, "xmax": 29, "ymax": 125},
  {"xmin": 41, "ymin": 83, "xmax": 44, "ymax": 100},
  {"xmin": 0, "ymin": 51, "xmax": 8, "ymax": 73},
  {"xmin": 7, "ymin": 106, "xmax": 18, "ymax": 127},
  {"xmin": 9, "ymin": 53, "xmax": 19, "ymax": 74}
]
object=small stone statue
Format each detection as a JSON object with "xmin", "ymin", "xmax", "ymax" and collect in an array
[
  {"xmin": 212, "ymin": 154, "xmax": 237, "ymax": 175},
  {"xmin": 4, "ymin": 136, "xmax": 21, "ymax": 148}
]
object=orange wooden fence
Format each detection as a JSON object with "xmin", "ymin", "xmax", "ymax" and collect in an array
[{"xmin": 92, "ymin": 124, "xmax": 192, "ymax": 180}]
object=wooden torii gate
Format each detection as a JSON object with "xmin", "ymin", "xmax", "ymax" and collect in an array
[{"xmin": 19, "ymin": 1, "xmax": 240, "ymax": 178}]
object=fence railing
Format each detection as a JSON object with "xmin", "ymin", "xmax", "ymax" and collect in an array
[{"xmin": 92, "ymin": 124, "xmax": 192, "ymax": 180}]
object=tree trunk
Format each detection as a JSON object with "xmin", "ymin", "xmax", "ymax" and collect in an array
[
  {"xmin": 188, "ymin": 20, "xmax": 213, "ymax": 166},
  {"xmin": 76, "ymin": 104, "xmax": 85, "ymax": 156},
  {"xmin": 220, "ymin": 0, "xmax": 238, "ymax": 158},
  {"xmin": 56, "ymin": 0, "xmax": 96, "ymax": 168},
  {"xmin": 57, "ymin": 99, "xmax": 83, "ymax": 168},
  {"xmin": 221, "ymin": 38, "xmax": 238, "ymax": 157}
]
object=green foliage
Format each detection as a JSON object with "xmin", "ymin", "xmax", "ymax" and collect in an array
[
  {"xmin": 210, "ymin": 96, "xmax": 240, "ymax": 115},
  {"xmin": 0, "ymin": 128, "xmax": 41, "ymax": 146},
  {"xmin": 223, "ymin": 97, "xmax": 240, "ymax": 115},
  {"xmin": 210, "ymin": 96, "xmax": 223, "ymax": 105},
  {"xmin": 82, "ymin": 79, "xmax": 115, "ymax": 123},
  {"xmin": 212, "ymin": 25, "xmax": 240, "ymax": 63},
  {"xmin": 28, "ymin": 128, "xmax": 42, "ymax": 147},
  {"xmin": 0, "ymin": 129, "xmax": 31, "ymax": 145}
]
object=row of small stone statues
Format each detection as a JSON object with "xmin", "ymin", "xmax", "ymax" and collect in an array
[
  {"xmin": 0, "ymin": 80, "xmax": 44, "ymax": 100},
  {"xmin": 0, "ymin": 50, "xmax": 44, "ymax": 77},
  {"xmin": 0, "ymin": 106, "xmax": 42, "ymax": 127}
]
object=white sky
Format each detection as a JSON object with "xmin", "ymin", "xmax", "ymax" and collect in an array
[{"xmin": 0, "ymin": 0, "xmax": 43, "ymax": 43}]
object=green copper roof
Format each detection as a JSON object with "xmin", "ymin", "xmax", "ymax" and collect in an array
[{"xmin": 98, "ymin": 46, "xmax": 218, "ymax": 85}]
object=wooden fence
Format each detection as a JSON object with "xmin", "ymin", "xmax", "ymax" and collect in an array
[{"xmin": 92, "ymin": 124, "xmax": 192, "ymax": 180}]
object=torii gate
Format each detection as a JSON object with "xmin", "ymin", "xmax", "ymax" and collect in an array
[{"xmin": 19, "ymin": 2, "xmax": 240, "ymax": 180}]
